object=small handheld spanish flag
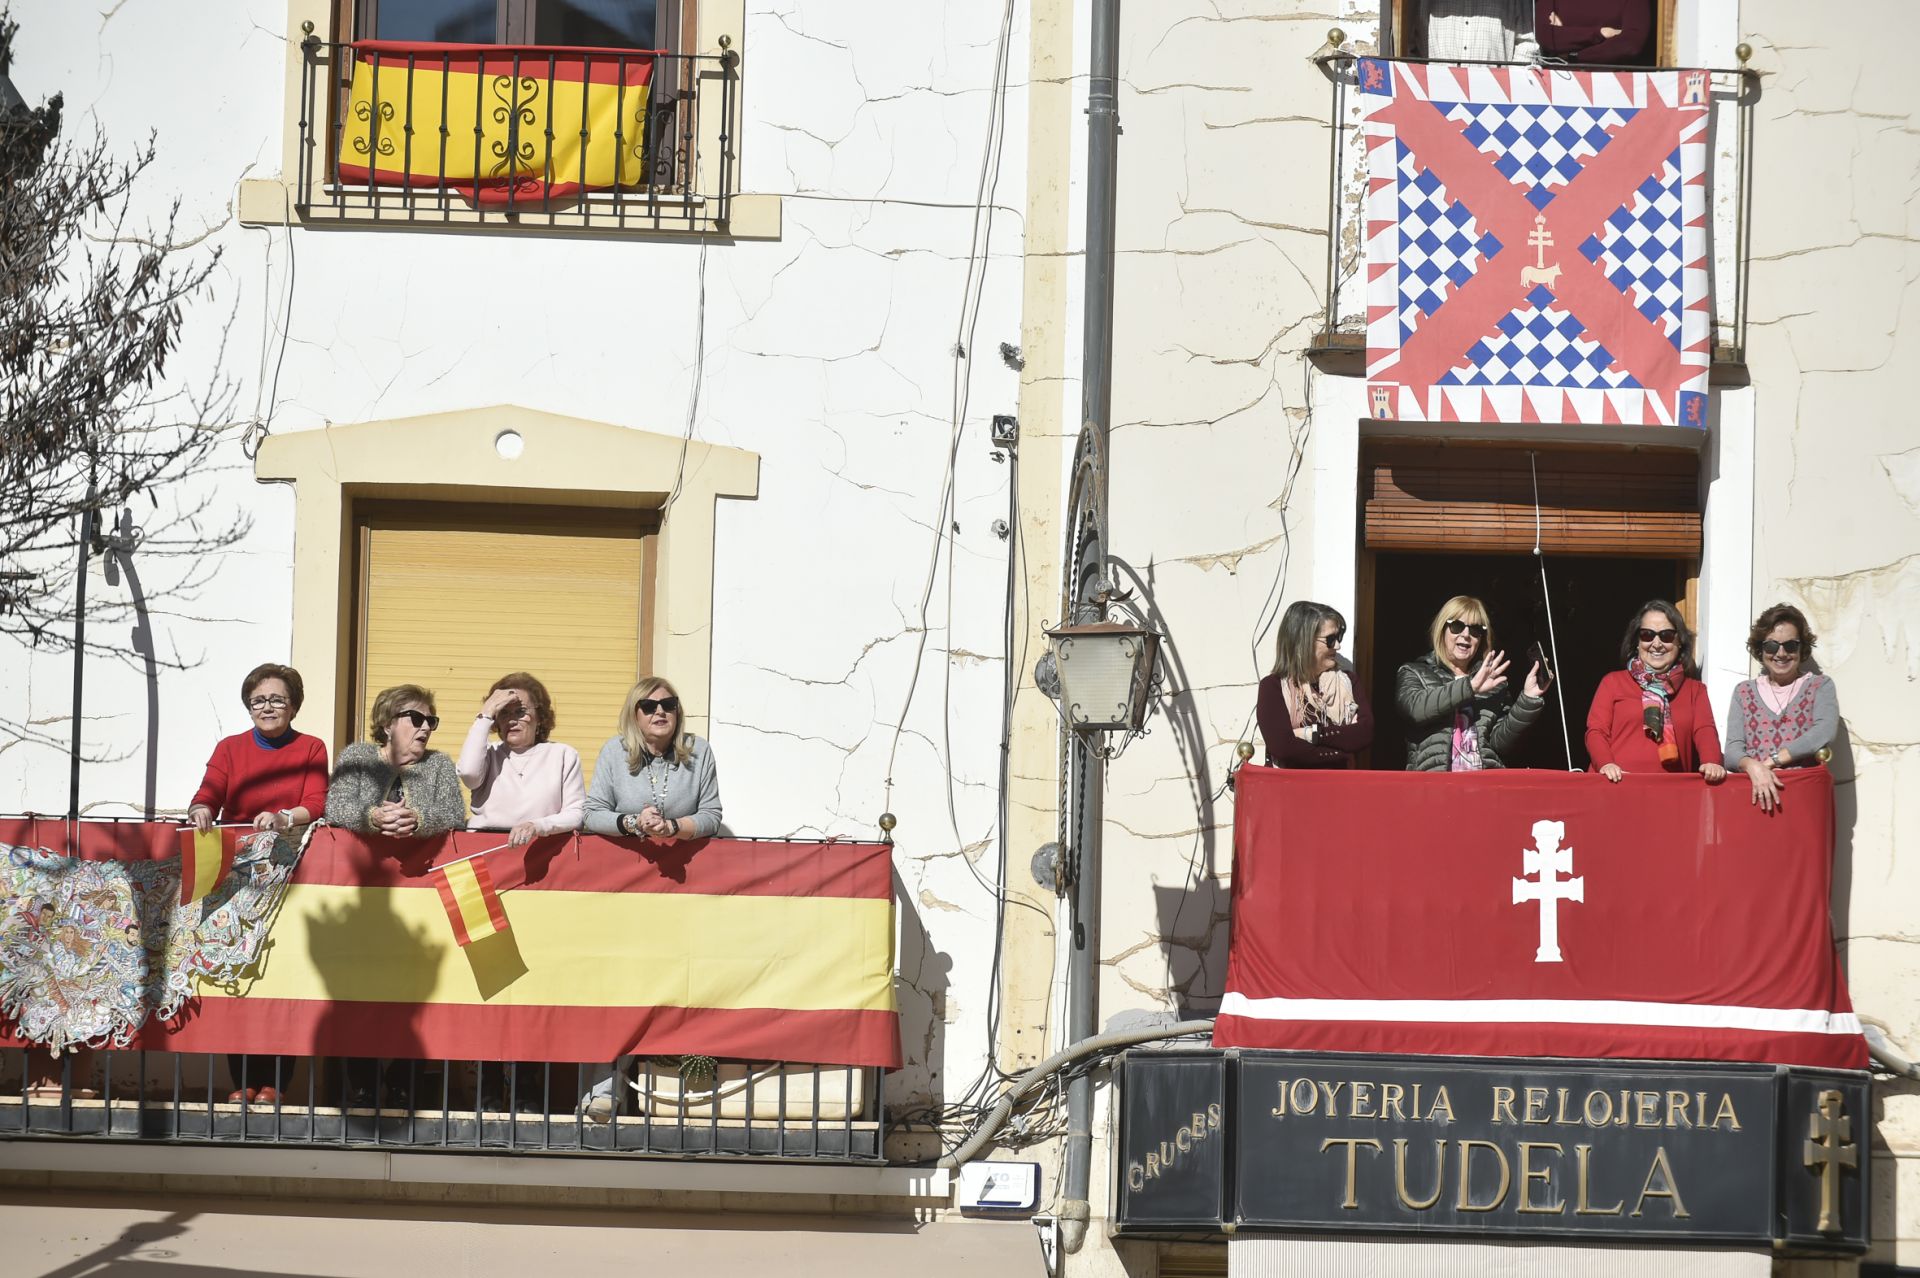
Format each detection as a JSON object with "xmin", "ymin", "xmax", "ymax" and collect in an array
[
  {"xmin": 179, "ymin": 827, "xmax": 239, "ymax": 906},
  {"xmin": 430, "ymin": 854, "xmax": 510, "ymax": 947}
]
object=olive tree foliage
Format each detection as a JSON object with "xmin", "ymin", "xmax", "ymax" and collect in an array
[{"xmin": 0, "ymin": 13, "xmax": 248, "ymax": 704}]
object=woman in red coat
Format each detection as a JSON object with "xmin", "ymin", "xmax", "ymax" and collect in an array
[
  {"xmin": 189, "ymin": 662, "xmax": 330, "ymax": 1104},
  {"xmin": 1585, "ymin": 600, "xmax": 1726, "ymax": 783}
]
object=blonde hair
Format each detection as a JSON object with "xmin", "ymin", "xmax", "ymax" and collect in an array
[
  {"xmin": 1428, "ymin": 596, "xmax": 1493, "ymax": 670},
  {"xmin": 618, "ymin": 674, "xmax": 694, "ymax": 772},
  {"xmin": 369, "ymin": 684, "xmax": 436, "ymax": 745}
]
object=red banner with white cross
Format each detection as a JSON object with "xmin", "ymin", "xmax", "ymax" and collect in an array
[{"xmin": 1215, "ymin": 767, "xmax": 1866, "ymax": 1070}]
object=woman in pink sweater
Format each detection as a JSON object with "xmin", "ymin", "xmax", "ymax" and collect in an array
[{"xmin": 457, "ymin": 672, "xmax": 585, "ymax": 844}]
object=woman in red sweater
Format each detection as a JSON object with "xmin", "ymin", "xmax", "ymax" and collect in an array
[
  {"xmin": 1584, "ymin": 601, "xmax": 1726, "ymax": 783},
  {"xmin": 188, "ymin": 662, "xmax": 330, "ymax": 1104},
  {"xmin": 187, "ymin": 663, "xmax": 330, "ymax": 836}
]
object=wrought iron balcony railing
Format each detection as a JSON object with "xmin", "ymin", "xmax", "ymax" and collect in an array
[
  {"xmin": 293, "ymin": 37, "xmax": 737, "ymax": 231},
  {"xmin": 1309, "ymin": 51, "xmax": 1756, "ymax": 367},
  {"xmin": 0, "ymin": 1049, "xmax": 882, "ymax": 1160}
]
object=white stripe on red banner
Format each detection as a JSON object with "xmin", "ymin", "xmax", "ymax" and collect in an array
[{"xmin": 1218, "ymin": 992, "xmax": 1863, "ymax": 1037}]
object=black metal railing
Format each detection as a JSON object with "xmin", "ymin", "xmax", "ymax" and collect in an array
[
  {"xmin": 1310, "ymin": 52, "xmax": 1757, "ymax": 366},
  {"xmin": 0, "ymin": 1048, "xmax": 882, "ymax": 1160},
  {"xmin": 293, "ymin": 37, "xmax": 737, "ymax": 230}
]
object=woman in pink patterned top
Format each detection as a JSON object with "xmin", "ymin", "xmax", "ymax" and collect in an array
[
  {"xmin": 458, "ymin": 672, "xmax": 585, "ymax": 845},
  {"xmin": 1723, "ymin": 604, "xmax": 1839, "ymax": 813}
]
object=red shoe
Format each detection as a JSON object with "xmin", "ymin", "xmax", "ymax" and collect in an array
[
  {"xmin": 252, "ymin": 1085, "xmax": 281, "ymax": 1104},
  {"xmin": 226, "ymin": 1088, "xmax": 256, "ymax": 1104}
]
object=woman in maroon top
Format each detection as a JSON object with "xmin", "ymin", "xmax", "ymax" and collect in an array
[
  {"xmin": 188, "ymin": 662, "xmax": 329, "ymax": 1105},
  {"xmin": 1256, "ymin": 601, "xmax": 1373, "ymax": 768},
  {"xmin": 1538, "ymin": 0, "xmax": 1652, "ymax": 65},
  {"xmin": 1584, "ymin": 600, "xmax": 1725, "ymax": 782}
]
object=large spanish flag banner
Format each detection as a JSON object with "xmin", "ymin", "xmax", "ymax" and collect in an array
[
  {"xmin": 337, "ymin": 41, "xmax": 657, "ymax": 207},
  {"xmin": 1216, "ymin": 767, "xmax": 1866, "ymax": 1070},
  {"xmin": 0, "ymin": 824, "xmax": 900, "ymax": 1069}
]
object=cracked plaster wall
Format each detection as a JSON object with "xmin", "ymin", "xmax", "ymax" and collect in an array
[
  {"xmin": 1087, "ymin": 0, "xmax": 1377, "ymax": 1038},
  {"xmin": 1739, "ymin": 2, "xmax": 1920, "ymax": 1265},
  {"xmin": 0, "ymin": 0, "xmax": 1035, "ymax": 1128}
]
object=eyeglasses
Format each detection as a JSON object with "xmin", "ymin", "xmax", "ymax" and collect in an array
[
  {"xmin": 636, "ymin": 696, "xmax": 680, "ymax": 716},
  {"xmin": 1760, "ymin": 638, "xmax": 1802, "ymax": 656},
  {"xmin": 1444, "ymin": 619, "xmax": 1489, "ymax": 640},
  {"xmin": 393, "ymin": 709, "xmax": 440, "ymax": 731},
  {"xmin": 1319, "ymin": 632, "xmax": 1345, "ymax": 650},
  {"xmin": 246, "ymin": 695, "xmax": 290, "ymax": 711},
  {"xmin": 1637, "ymin": 628, "xmax": 1680, "ymax": 644}
]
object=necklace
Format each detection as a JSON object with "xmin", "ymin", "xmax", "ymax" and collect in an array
[
  {"xmin": 643, "ymin": 751, "xmax": 671, "ymax": 809},
  {"xmin": 504, "ymin": 743, "xmax": 533, "ymax": 783}
]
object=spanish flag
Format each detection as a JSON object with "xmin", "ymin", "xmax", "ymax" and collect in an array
[
  {"xmin": 337, "ymin": 41, "xmax": 657, "ymax": 207},
  {"xmin": 0, "ymin": 823, "xmax": 903, "ymax": 1069},
  {"xmin": 431, "ymin": 854, "xmax": 509, "ymax": 947},
  {"xmin": 178, "ymin": 827, "xmax": 238, "ymax": 906}
]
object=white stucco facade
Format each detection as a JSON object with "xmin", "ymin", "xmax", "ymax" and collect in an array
[{"xmin": 2, "ymin": 0, "xmax": 1917, "ymax": 1273}]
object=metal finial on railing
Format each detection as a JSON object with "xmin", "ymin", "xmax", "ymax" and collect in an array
[
  {"xmin": 1735, "ymin": 42, "xmax": 1752, "ymax": 65},
  {"xmin": 1327, "ymin": 27, "xmax": 1346, "ymax": 51},
  {"xmin": 1236, "ymin": 742, "xmax": 1254, "ymax": 763},
  {"xmin": 878, "ymin": 811, "xmax": 897, "ymax": 843}
]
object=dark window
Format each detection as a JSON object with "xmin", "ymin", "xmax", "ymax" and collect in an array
[
  {"xmin": 356, "ymin": 0, "xmax": 675, "ymax": 50},
  {"xmin": 535, "ymin": 0, "xmax": 659, "ymax": 48}
]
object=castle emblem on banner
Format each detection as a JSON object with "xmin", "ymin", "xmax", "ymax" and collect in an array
[{"xmin": 1356, "ymin": 59, "xmax": 1712, "ymax": 429}]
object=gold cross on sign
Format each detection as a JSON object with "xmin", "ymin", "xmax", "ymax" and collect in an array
[{"xmin": 1803, "ymin": 1088, "xmax": 1858, "ymax": 1234}]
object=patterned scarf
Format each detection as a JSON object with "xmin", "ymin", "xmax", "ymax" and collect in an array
[
  {"xmin": 1287, "ymin": 669, "xmax": 1360, "ymax": 739},
  {"xmin": 1628, "ymin": 657, "xmax": 1686, "ymax": 767}
]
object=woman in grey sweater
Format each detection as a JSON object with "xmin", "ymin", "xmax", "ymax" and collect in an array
[
  {"xmin": 1396, "ymin": 596, "xmax": 1550, "ymax": 771},
  {"xmin": 1724, "ymin": 603, "xmax": 1840, "ymax": 813},
  {"xmin": 324, "ymin": 683, "xmax": 468, "ymax": 837},
  {"xmin": 583, "ymin": 675, "xmax": 723, "ymax": 840}
]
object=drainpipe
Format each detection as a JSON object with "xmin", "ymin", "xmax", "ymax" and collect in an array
[{"xmin": 1059, "ymin": 0, "xmax": 1122, "ymax": 1256}]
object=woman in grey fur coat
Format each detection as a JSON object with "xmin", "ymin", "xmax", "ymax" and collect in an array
[
  {"xmin": 324, "ymin": 683, "xmax": 467, "ymax": 836},
  {"xmin": 1396, "ymin": 596, "xmax": 1550, "ymax": 771}
]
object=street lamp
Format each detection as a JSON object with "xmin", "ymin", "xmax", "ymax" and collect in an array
[{"xmin": 1043, "ymin": 619, "xmax": 1160, "ymax": 733}]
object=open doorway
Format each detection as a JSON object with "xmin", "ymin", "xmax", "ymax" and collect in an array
[{"xmin": 1366, "ymin": 551, "xmax": 1688, "ymax": 771}]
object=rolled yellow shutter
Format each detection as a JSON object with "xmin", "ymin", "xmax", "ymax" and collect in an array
[{"xmin": 357, "ymin": 513, "xmax": 646, "ymax": 789}]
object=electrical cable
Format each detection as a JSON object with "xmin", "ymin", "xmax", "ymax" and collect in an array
[
  {"xmin": 658, "ymin": 236, "xmax": 710, "ymax": 528},
  {"xmin": 1528, "ymin": 450, "xmax": 1575, "ymax": 770},
  {"xmin": 881, "ymin": 0, "xmax": 1017, "ymax": 819}
]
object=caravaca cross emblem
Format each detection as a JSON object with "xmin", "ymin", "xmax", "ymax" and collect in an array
[
  {"xmin": 1804, "ymin": 1089, "xmax": 1858, "ymax": 1234},
  {"xmin": 1512, "ymin": 819, "xmax": 1582, "ymax": 963}
]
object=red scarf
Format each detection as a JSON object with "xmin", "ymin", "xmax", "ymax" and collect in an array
[{"xmin": 1628, "ymin": 657, "xmax": 1686, "ymax": 767}]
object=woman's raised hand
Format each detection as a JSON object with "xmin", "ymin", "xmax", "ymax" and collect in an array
[
  {"xmin": 480, "ymin": 688, "xmax": 519, "ymax": 719},
  {"xmin": 1470, "ymin": 650, "xmax": 1510, "ymax": 695},
  {"xmin": 1523, "ymin": 661, "xmax": 1550, "ymax": 699}
]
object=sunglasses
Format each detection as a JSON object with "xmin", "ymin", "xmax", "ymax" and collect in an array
[
  {"xmin": 246, "ymin": 695, "xmax": 290, "ymax": 711},
  {"xmin": 1760, "ymin": 638, "xmax": 1802, "ymax": 656},
  {"xmin": 1319, "ymin": 632, "xmax": 1346, "ymax": 650},
  {"xmin": 1637, "ymin": 628, "xmax": 1680, "ymax": 644},
  {"xmin": 636, "ymin": 696, "xmax": 681, "ymax": 716},
  {"xmin": 393, "ymin": 709, "xmax": 440, "ymax": 731},
  {"xmin": 1444, "ymin": 619, "xmax": 1488, "ymax": 640}
]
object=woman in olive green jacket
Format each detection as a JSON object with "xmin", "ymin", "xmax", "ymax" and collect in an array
[{"xmin": 1396, "ymin": 596, "xmax": 1551, "ymax": 771}]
